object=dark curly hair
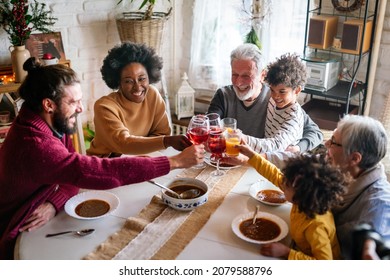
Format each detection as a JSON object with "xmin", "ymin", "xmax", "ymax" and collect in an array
[
  {"xmin": 265, "ymin": 53, "xmax": 307, "ymax": 89},
  {"xmin": 282, "ymin": 154, "xmax": 348, "ymax": 219},
  {"xmin": 100, "ymin": 42, "xmax": 163, "ymax": 89}
]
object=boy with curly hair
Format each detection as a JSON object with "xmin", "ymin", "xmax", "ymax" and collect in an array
[
  {"xmin": 236, "ymin": 144, "xmax": 348, "ymax": 259},
  {"xmin": 246, "ymin": 53, "xmax": 308, "ymax": 153}
]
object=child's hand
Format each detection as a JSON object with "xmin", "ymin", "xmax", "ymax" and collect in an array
[
  {"xmin": 236, "ymin": 140, "xmax": 255, "ymax": 159},
  {"xmin": 259, "ymin": 242, "xmax": 290, "ymax": 259},
  {"xmin": 285, "ymin": 145, "xmax": 300, "ymax": 153},
  {"xmin": 220, "ymin": 154, "xmax": 249, "ymax": 166}
]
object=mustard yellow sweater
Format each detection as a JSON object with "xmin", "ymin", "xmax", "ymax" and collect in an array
[
  {"xmin": 87, "ymin": 85, "xmax": 171, "ymax": 157},
  {"xmin": 248, "ymin": 154, "xmax": 341, "ymax": 260}
]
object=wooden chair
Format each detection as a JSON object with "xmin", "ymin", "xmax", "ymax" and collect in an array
[{"xmin": 70, "ymin": 116, "xmax": 86, "ymax": 154}]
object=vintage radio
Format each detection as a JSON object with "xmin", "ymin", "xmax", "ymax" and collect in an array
[
  {"xmin": 307, "ymin": 15, "xmax": 339, "ymax": 49},
  {"xmin": 305, "ymin": 60, "xmax": 341, "ymax": 92},
  {"xmin": 340, "ymin": 19, "xmax": 373, "ymax": 55}
]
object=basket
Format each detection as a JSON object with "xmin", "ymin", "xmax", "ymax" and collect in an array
[{"xmin": 116, "ymin": 11, "xmax": 170, "ymax": 53}]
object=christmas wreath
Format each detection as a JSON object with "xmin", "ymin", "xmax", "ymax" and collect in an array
[{"xmin": 331, "ymin": 0, "xmax": 365, "ymax": 12}]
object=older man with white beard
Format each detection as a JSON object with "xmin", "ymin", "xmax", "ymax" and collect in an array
[{"xmin": 207, "ymin": 43, "xmax": 323, "ymax": 153}]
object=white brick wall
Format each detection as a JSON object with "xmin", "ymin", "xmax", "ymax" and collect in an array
[{"xmin": 1, "ymin": 0, "xmax": 389, "ymax": 124}]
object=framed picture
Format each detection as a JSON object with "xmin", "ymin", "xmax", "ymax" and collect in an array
[{"xmin": 25, "ymin": 32, "xmax": 66, "ymax": 62}]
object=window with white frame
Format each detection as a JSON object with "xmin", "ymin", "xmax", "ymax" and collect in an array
[{"xmin": 188, "ymin": 0, "xmax": 312, "ymax": 91}]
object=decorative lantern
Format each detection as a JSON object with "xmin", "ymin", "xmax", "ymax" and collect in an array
[{"xmin": 175, "ymin": 72, "xmax": 195, "ymax": 120}]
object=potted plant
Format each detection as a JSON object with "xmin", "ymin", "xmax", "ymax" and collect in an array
[
  {"xmin": 115, "ymin": 0, "xmax": 172, "ymax": 53},
  {"xmin": 0, "ymin": 0, "xmax": 57, "ymax": 82},
  {"xmin": 0, "ymin": 0, "xmax": 57, "ymax": 46}
]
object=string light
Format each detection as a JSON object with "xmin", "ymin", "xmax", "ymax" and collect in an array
[{"xmin": 0, "ymin": 75, "xmax": 15, "ymax": 85}]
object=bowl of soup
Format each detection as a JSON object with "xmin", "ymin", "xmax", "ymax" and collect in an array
[
  {"xmin": 249, "ymin": 180, "xmax": 287, "ymax": 206},
  {"xmin": 161, "ymin": 178, "xmax": 209, "ymax": 211},
  {"xmin": 64, "ymin": 190, "xmax": 119, "ymax": 220},
  {"xmin": 231, "ymin": 211, "xmax": 289, "ymax": 244}
]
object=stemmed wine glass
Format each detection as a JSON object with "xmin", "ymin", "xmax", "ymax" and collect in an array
[
  {"xmin": 206, "ymin": 113, "xmax": 222, "ymax": 163},
  {"xmin": 206, "ymin": 113, "xmax": 222, "ymax": 129},
  {"xmin": 207, "ymin": 129, "xmax": 226, "ymax": 177},
  {"xmin": 187, "ymin": 115, "xmax": 210, "ymax": 169}
]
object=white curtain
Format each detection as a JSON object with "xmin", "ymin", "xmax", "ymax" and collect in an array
[
  {"xmin": 188, "ymin": 0, "xmax": 312, "ymax": 91},
  {"xmin": 260, "ymin": 0, "xmax": 310, "ymax": 62},
  {"xmin": 188, "ymin": 0, "xmax": 245, "ymax": 90}
]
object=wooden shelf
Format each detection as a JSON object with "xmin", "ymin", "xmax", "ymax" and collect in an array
[
  {"xmin": 0, "ymin": 83, "xmax": 20, "ymax": 94},
  {"xmin": 303, "ymin": 80, "xmax": 365, "ymax": 101}
]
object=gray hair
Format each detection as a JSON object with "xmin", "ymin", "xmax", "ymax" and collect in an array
[
  {"xmin": 337, "ymin": 115, "xmax": 388, "ymax": 169},
  {"xmin": 230, "ymin": 43, "xmax": 263, "ymax": 75}
]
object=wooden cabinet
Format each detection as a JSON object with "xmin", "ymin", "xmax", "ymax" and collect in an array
[{"xmin": 301, "ymin": 0, "xmax": 379, "ymax": 130}]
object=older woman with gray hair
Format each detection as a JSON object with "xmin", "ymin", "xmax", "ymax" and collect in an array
[{"xmin": 325, "ymin": 114, "xmax": 390, "ymax": 258}]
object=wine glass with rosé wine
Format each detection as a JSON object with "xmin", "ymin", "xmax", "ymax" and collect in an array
[
  {"xmin": 206, "ymin": 113, "xmax": 222, "ymax": 163},
  {"xmin": 187, "ymin": 114, "xmax": 210, "ymax": 169},
  {"xmin": 207, "ymin": 129, "xmax": 226, "ymax": 177}
]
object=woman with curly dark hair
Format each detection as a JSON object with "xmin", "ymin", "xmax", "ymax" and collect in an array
[
  {"xmin": 87, "ymin": 42, "xmax": 192, "ymax": 157},
  {"xmin": 233, "ymin": 143, "xmax": 348, "ymax": 260}
]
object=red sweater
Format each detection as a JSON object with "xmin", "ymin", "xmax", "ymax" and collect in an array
[{"xmin": 0, "ymin": 105, "xmax": 170, "ymax": 259}]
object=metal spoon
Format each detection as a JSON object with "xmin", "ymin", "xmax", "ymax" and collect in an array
[
  {"xmin": 177, "ymin": 188, "xmax": 201, "ymax": 199},
  {"xmin": 148, "ymin": 180, "xmax": 200, "ymax": 199},
  {"xmin": 252, "ymin": 205, "xmax": 260, "ymax": 224},
  {"xmin": 45, "ymin": 229, "xmax": 95, "ymax": 238}
]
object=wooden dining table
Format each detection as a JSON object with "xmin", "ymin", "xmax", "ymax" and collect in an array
[{"xmin": 15, "ymin": 148, "xmax": 292, "ymax": 260}]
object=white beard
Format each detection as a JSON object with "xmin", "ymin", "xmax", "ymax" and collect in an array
[{"xmin": 233, "ymin": 86, "xmax": 255, "ymax": 101}]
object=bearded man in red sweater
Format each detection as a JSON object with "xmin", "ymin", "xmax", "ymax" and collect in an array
[{"xmin": 0, "ymin": 58, "xmax": 204, "ymax": 259}]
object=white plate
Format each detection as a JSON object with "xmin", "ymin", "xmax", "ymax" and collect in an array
[
  {"xmin": 64, "ymin": 190, "xmax": 119, "ymax": 220},
  {"xmin": 0, "ymin": 122, "xmax": 12, "ymax": 126},
  {"xmin": 249, "ymin": 180, "xmax": 287, "ymax": 206},
  {"xmin": 204, "ymin": 155, "xmax": 240, "ymax": 170},
  {"xmin": 231, "ymin": 212, "xmax": 289, "ymax": 244}
]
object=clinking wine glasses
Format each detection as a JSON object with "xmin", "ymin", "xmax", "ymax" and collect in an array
[
  {"xmin": 221, "ymin": 117, "xmax": 241, "ymax": 157},
  {"xmin": 225, "ymin": 128, "xmax": 242, "ymax": 157},
  {"xmin": 206, "ymin": 113, "xmax": 222, "ymax": 129},
  {"xmin": 207, "ymin": 128, "xmax": 226, "ymax": 176},
  {"xmin": 187, "ymin": 114, "xmax": 210, "ymax": 169},
  {"xmin": 222, "ymin": 117, "xmax": 237, "ymax": 131},
  {"xmin": 206, "ymin": 113, "xmax": 226, "ymax": 176},
  {"xmin": 206, "ymin": 113, "xmax": 222, "ymax": 163}
]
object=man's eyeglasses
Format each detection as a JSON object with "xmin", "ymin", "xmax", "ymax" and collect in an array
[{"xmin": 330, "ymin": 136, "xmax": 342, "ymax": 147}]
